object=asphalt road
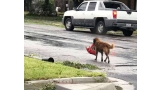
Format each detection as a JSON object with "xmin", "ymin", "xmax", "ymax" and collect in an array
[{"xmin": 24, "ymin": 24, "xmax": 137, "ymax": 90}]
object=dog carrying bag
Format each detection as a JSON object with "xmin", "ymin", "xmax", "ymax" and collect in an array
[{"xmin": 86, "ymin": 44, "xmax": 96, "ymax": 56}]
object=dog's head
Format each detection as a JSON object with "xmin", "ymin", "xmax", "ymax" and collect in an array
[{"xmin": 93, "ymin": 38, "xmax": 100, "ymax": 45}]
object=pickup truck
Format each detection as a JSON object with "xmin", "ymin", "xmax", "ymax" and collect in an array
[{"xmin": 62, "ymin": 0, "xmax": 137, "ymax": 36}]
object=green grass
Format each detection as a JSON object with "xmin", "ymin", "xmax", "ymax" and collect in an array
[
  {"xmin": 62, "ymin": 61, "xmax": 100, "ymax": 70},
  {"xmin": 115, "ymin": 86, "xmax": 123, "ymax": 90},
  {"xmin": 24, "ymin": 12, "xmax": 64, "ymax": 28},
  {"xmin": 41, "ymin": 83, "xmax": 56, "ymax": 90},
  {"xmin": 24, "ymin": 57, "xmax": 105, "ymax": 81}
]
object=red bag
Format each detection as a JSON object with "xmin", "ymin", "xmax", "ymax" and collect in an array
[{"xmin": 86, "ymin": 44, "xmax": 96, "ymax": 56}]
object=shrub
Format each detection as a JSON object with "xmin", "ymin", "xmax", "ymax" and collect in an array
[
  {"xmin": 29, "ymin": 0, "xmax": 57, "ymax": 16},
  {"xmin": 62, "ymin": 61, "xmax": 100, "ymax": 70}
]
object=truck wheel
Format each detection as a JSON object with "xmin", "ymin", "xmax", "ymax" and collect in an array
[
  {"xmin": 122, "ymin": 30, "xmax": 133, "ymax": 36},
  {"xmin": 65, "ymin": 18, "xmax": 74, "ymax": 31},
  {"xmin": 95, "ymin": 21, "xmax": 106, "ymax": 34}
]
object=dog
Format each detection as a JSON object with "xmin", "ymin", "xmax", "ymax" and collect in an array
[{"xmin": 93, "ymin": 38, "xmax": 114, "ymax": 63}]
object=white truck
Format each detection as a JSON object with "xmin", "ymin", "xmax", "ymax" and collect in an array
[{"xmin": 62, "ymin": 0, "xmax": 137, "ymax": 36}]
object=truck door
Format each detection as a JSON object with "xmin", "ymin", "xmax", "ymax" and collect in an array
[
  {"xmin": 73, "ymin": 2, "xmax": 88, "ymax": 26},
  {"xmin": 85, "ymin": 2, "xmax": 97, "ymax": 27}
]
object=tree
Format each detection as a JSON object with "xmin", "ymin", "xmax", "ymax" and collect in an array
[
  {"xmin": 54, "ymin": 0, "xmax": 66, "ymax": 12},
  {"xmin": 24, "ymin": 0, "xmax": 32, "ymax": 11},
  {"xmin": 41, "ymin": 0, "xmax": 54, "ymax": 16},
  {"xmin": 73, "ymin": 0, "xmax": 84, "ymax": 8},
  {"xmin": 45, "ymin": 0, "xmax": 49, "ymax": 4}
]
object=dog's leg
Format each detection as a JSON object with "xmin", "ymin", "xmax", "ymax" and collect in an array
[
  {"xmin": 104, "ymin": 52, "xmax": 108, "ymax": 62},
  {"xmin": 104, "ymin": 56, "xmax": 107, "ymax": 62},
  {"xmin": 101, "ymin": 52, "xmax": 103, "ymax": 62},
  {"xmin": 107, "ymin": 55, "xmax": 110, "ymax": 64},
  {"xmin": 104, "ymin": 55, "xmax": 110, "ymax": 63},
  {"xmin": 104, "ymin": 48, "xmax": 108, "ymax": 62},
  {"xmin": 95, "ymin": 50, "xmax": 98, "ymax": 61}
]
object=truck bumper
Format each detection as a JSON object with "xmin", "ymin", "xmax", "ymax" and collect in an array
[{"xmin": 104, "ymin": 19, "xmax": 137, "ymax": 30}]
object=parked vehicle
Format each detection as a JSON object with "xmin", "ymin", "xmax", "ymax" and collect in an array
[{"xmin": 62, "ymin": 0, "xmax": 137, "ymax": 36}]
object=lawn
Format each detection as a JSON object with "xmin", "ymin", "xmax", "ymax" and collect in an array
[
  {"xmin": 24, "ymin": 56, "xmax": 105, "ymax": 81},
  {"xmin": 24, "ymin": 12, "xmax": 64, "ymax": 28}
]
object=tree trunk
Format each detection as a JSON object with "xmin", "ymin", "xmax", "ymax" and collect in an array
[
  {"xmin": 28, "ymin": 0, "xmax": 32, "ymax": 12},
  {"xmin": 54, "ymin": 0, "xmax": 66, "ymax": 12},
  {"xmin": 73, "ymin": 0, "xmax": 83, "ymax": 8},
  {"xmin": 25, "ymin": 0, "xmax": 31, "ymax": 11},
  {"xmin": 68, "ymin": 0, "xmax": 74, "ymax": 10}
]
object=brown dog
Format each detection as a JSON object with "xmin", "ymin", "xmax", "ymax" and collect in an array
[{"xmin": 93, "ymin": 38, "xmax": 114, "ymax": 63}]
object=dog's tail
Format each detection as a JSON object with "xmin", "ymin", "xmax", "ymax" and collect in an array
[
  {"xmin": 110, "ymin": 43, "xmax": 114, "ymax": 49},
  {"xmin": 105, "ymin": 43, "xmax": 114, "ymax": 49}
]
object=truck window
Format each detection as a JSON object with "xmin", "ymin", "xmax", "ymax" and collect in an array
[
  {"xmin": 103, "ymin": 2, "xmax": 130, "ymax": 10},
  {"xmin": 98, "ymin": 2, "xmax": 104, "ymax": 10},
  {"xmin": 120, "ymin": 3, "xmax": 130, "ymax": 10},
  {"xmin": 87, "ymin": 2, "xmax": 97, "ymax": 11},
  {"xmin": 78, "ymin": 2, "xmax": 88, "ymax": 11}
]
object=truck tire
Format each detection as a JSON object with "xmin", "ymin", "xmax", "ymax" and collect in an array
[
  {"xmin": 64, "ymin": 18, "xmax": 74, "ymax": 31},
  {"xmin": 122, "ymin": 30, "xmax": 133, "ymax": 36},
  {"xmin": 95, "ymin": 21, "xmax": 106, "ymax": 34}
]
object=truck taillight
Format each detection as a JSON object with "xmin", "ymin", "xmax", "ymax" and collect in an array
[{"xmin": 113, "ymin": 10, "xmax": 117, "ymax": 19}]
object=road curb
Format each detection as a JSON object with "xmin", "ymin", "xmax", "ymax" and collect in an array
[
  {"xmin": 25, "ymin": 77, "xmax": 108, "ymax": 84},
  {"xmin": 24, "ymin": 54, "xmax": 42, "ymax": 60},
  {"xmin": 108, "ymin": 77, "xmax": 135, "ymax": 90},
  {"xmin": 25, "ymin": 76, "xmax": 134, "ymax": 90},
  {"xmin": 24, "ymin": 77, "xmax": 108, "ymax": 90}
]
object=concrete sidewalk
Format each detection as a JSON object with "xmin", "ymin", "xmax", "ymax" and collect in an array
[
  {"xmin": 24, "ymin": 77, "xmax": 134, "ymax": 90},
  {"xmin": 54, "ymin": 77, "xmax": 134, "ymax": 90},
  {"xmin": 56, "ymin": 83, "xmax": 116, "ymax": 90},
  {"xmin": 108, "ymin": 77, "xmax": 135, "ymax": 90}
]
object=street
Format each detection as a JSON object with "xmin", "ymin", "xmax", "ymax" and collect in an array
[{"xmin": 24, "ymin": 24, "xmax": 137, "ymax": 90}]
